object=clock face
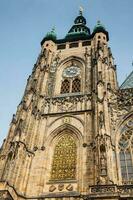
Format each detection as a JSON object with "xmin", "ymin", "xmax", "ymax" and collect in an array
[{"xmin": 63, "ymin": 66, "xmax": 80, "ymax": 78}]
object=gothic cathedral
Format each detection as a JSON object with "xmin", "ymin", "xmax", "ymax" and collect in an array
[{"xmin": 0, "ymin": 10, "xmax": 133, "ymax": 200}]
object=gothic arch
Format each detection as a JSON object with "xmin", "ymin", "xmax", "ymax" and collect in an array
[
  {"xmin": 57, "ymin": 56, "xmax": 86, "ymax": 70},
  {"xmin": 54, "ymin": 56, "xmax": 86, "ymax": 95},
  {"xmin": 44, "ymin": 124, "xmax": 83, "ymax": 184},
  {"xmin": 48, "ymin": 114, "xmax": 85, "ymax": 128},
  {"xmin": 46, "ymin": 123, "xmax": 83, "ymax": 145},
  {"xmin": 115, "ymin": 113, "xmax": 133, "ymax": 184}
]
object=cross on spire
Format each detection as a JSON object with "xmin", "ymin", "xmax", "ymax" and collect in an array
[{"xmin": 79, "ymin": 6, "xmax": 84, "ymax": 15}]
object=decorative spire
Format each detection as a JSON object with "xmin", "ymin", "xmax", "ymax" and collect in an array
[
  {"xmin": 51, "ymin": 26, "xmax": 56, "ymax": 34},
  {"xmin": 79, "ymin": 6, "xmax": 84, "ymax": 16},
  {"xmin": 92, "ymin": 20, "xmax": 109, "ymax": 41},
  {"xmin": 97, "ymin": 20, "xmax": 101, "ymax": 25},
  {"xmin": 93, "ymin": 20, "xmax": 106, "ymax": 32},
  {"xmin": 44, "ymin": 26, "xmax": 57, "ymax": 42},
  {"xmin": 65, "ymin": 8, "xmax": 90, "ymax": 39}
]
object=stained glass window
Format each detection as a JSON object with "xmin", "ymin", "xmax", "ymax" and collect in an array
[{"xmin": 51, "ymin": 134, "xmax": 77, "ymax": 180}]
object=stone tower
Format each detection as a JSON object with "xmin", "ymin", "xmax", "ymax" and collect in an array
[{"xmin": 0, "ymin": 10, "xmax": 133, "ymax": 200}]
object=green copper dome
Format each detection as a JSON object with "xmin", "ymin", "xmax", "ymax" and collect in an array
[
  {"xmin": 44, "ymin": 28, "xmax": 57, "ymax": 42},
  {"xmin": 65, "ymin": 9, "xmax": 90, "ymax": 40},
  {"xmin": 93, "ymin": 20, "xmax": 106, "ymax": 32},
  {"xmin": 92, "ymin": 20, "xmax": 109, "ymax": 41}
]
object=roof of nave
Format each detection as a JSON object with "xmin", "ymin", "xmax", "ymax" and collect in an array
[{"xmin": 120, "ymin": 71, "xmax": 133, "ymax": 89}]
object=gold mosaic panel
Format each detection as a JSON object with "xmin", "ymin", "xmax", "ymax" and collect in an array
[{"xmin": 51, "ymin": 134, "xmax": 77, "ymax": 180}]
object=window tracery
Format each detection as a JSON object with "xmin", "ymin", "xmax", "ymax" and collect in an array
[
  {"xmin": 60, "ymin": 64, "xmax": 81, "ymax": 94},
  {"xmin": 51, "ymin": 133, "xmax": 77, "ymax": 181},
  {"xmin": 118, "ymin": 118, "xmax": 133, "ymax": 184}
]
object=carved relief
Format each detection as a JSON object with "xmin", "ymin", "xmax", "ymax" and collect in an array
[
  {"xmin": 41, "ymin": 94, "xmax": 91, "ymax": 115},
  {"xmin": 58, "ymin": 101, "xmax": 76, "ymax": 112},
  {"xmin": 66, "ymin": 184, "xmax": 73, "ymax": 191},
  {"xmin": 109, "ymin": 88, "xmax": 133, "ymax": 134},
  {"xmin": 0, "ymin": 191, "xmax": 13, "ymax": 200},
  {"xmin": 58, "ymin": 184, "xmax": 64, "ymax": 191},
  {"xmin": 98, "ymin": 111, "xmax": 105, "ymax": 129},
  {"xmin": 47, "ymin": 52, "xmax": 61, "ymax": 96},
  {"xmin": 49, "ymin": 185, "xmax": 56, "ymax": 192}
]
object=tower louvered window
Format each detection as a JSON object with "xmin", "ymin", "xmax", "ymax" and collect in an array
[{"xmin": 119, "ymin": 119, "xmax": 133, "ymax": 184}]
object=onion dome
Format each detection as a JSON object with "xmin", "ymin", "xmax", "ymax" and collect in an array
[
  {"xmin": 41, "ymin": 28, "xmax": 57, "ymax": 45},
  {"xmin": 92, "ymin": 20, "xmax": 109, "ymax": 41},
  {"xmin": 65, "ymin": 8, "xmax": 90, "ymax": 40}
]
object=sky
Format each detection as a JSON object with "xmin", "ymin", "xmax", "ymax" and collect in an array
[{"xmin": 0, "ymin": 0, "xmax": 133, "ymax": 146}]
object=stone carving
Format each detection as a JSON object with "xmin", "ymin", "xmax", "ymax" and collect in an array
[
  {"xmin": 99, "ymin": 111, "xmax": 104, "ymax": 129},
  {"xmin": 98, "ymin": 71, "xmax": 102, "ymax": 83},
  {"xmin": 84, "ymin": 47, "xmax": 90, "ymax": 58},
  {"xmin": 15, "ymin": 119, "xmax": 25, "ymax": 135},
  {"xmin": 11, "ymin": 114, "xmax": 17, "ymax": 124},
  {"xmin": 41, "ymin": 94, "xmax": 91, "ymax": 115},
  {"xmin": 58, "ymin": 184, "xmax": 64, "ymax": 191},
  {"xmin": 117, "ymin": 88, "xmax": 133, "ymax": 110},
  {"xmin": 49, "ymin": 185, "xmax": 56, "ymax": 192},
  {"xmin": 100, "ymin": 155, "xmax": 107, "ymax": 176},
  {"xmin": 90, "ymin": 185, "xmax": 133, "ymax": 195},
  {"xmin": 31, "ymin": 79, "xmax": 37, "ymax": 92},
  {"xmin": 0, "ymin": 191, "xmax": 13, "ymax": 200},
  {"xmin": 33, "ymin": 146, "xmax": 38, "ymax": 152},
  {"xmin": 63, "ymin": 117, "xmax": 71, "ymax": 124},
  {"xmin": 41, "ymin": 146, "xmax": 45, "ymax": 151},
  {"xmin": 97, "ymin": 176, "xmax": 108, "ymax": 185},
  {"xmin": 90, "ymin": 185, "xmax": 115, "ymax": 193},
  {"xmin": 48, "ymin": 52, "xmax": 61, "ymax": 95},
  {"xmin": 58, "ymin": 101, "xmax": 76, "ymax": 112},
  {"xmin": 8, "ymin": 141, "xmax": 20, "ymax": 160},
  {"xmin": 66, "ymin": 184, "xmax": 73, "ymax": 191}
]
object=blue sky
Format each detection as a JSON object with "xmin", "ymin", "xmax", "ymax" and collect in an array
[{"xmin": 0, "ymin": 0, "xmax": 133, "ymax": 145}]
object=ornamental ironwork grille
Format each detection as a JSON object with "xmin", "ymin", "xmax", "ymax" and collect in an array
[{"xmin": 51, "ymin": 134, "xmax": 77, "ymax": 180}]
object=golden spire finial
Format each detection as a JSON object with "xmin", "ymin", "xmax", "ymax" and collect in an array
[{"xmin": 79, "ymin": 6, "xmax": 84, "ymax": 15}]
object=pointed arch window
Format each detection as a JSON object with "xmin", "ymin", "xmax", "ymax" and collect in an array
[
  {"xmin": 119, "ymin": 151, "xmax": 133, "ymax": 181},
  {"xmin": 119, "ymin": 119, "xmax": 133, "ymax": 184},
  {"xmin": 51, "ymin": 134, "xmax": 77, "ymax": 181},
  {"xmin": 60, "ymin": 65, "xmax": 81, "ymax": 94}
]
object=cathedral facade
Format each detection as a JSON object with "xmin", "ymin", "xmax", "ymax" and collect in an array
[{"xmin": 0, "ymin": 10, "xmax": 133, "ymax": 200}]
